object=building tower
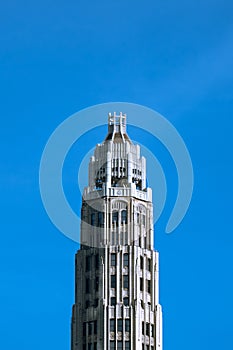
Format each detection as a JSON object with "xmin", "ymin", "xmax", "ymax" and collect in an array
[{"xmin": 71, "ymin": 113, "xmax": 163, "ymax": 350}]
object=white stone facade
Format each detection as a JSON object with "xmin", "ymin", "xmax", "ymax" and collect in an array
[{"xmin": 71, "ymin": 113, "xmax": 162, "ymax": 350}]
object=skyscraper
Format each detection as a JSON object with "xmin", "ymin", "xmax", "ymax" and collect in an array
[{"xmin": 71, "ymin": 113, "xmax": 162, "ymax": 350}]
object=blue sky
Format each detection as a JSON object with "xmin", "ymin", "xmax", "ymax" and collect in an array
[{"xmin": 0, "ymin": 1, "xmax": 233, "ymax": 349}]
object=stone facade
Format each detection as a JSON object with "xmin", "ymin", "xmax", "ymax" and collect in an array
[{"xmin": 71, "ymin": 113, "xmax": 162, "ymax": 350}]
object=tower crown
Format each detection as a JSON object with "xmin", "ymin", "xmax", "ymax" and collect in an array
[{"xmin": 105, "ymin": 112, "xmax": 131, "ymax": 143}]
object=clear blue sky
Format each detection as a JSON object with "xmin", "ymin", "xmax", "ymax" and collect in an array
[{"xmin": 0, "ymin": 1, "xmax": 233, "ymax": 349}]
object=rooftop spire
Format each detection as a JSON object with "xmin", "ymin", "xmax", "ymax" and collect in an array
[{"xmin": 105, "ymin": 112, "xmax": 131, "ymax": 143}]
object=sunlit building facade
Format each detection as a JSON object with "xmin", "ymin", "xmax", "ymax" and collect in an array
[{"xmin": 71, "ymin": 113, "xmax": 162, "ymax": 350}]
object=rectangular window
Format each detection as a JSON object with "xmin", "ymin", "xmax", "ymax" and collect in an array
[
  {"xmin": 142, "ymin": 214, "xmax": 146, "ymax": 226},
  {"xmin": 125, "ymin": 341, "xmax": 130, "ymax": 350},
  {"xmin": 151, "ymin": 324, "xmax": 155, "ymax": 337},
  {"xmin": 142, "ymin": 321, "xmax": 144, "ymax": 335},
  {"xmin": 147, "ymin": 280, "xmax": 151, "ymax": 294},
  {"xmin": 95, "ymin": 254, "xmax": 99, "ymax": 269},
  {"xmin": 117, "ymin": 341, "xmax": 123, "ymax": 350},
  {"xmin": 112, "ymin": 211, "xmax": 118, "ymax": 226},
  {"xmin": 123, "ymin": 253, "xmax": 129, "ymax": 267},
  {"xmin": 121, "ymin": 209, "xmax": 127, "ymax": 224},
  {"xmin": 83, "ymin": 322, "xmax": 86, "ymax": 336},
  {"xmin": 111, "ymin": 275, "xmax": 116, "ymax": 288},
  {"xmin": 110, "ymin": 341, "xmax": 115, "ymax": 350},
  {"xmin": 98, "ymin": 212, "xmax": 104, "ymax": 226},
  {"xmin": 88, "ymin": 322, "xmax": 92, "ymax": 335},
  {"xmin": 140, "ymin": 256, "xmax": 143, "ymax": 269},
  {"xmin": 123, "ymin": 297, "xmax": 129, "ymax": 306},
  {"xmin": 94, "ymin": 343, "xmax": 97, "ymax": 350},
  {"xmin": 146, "ymin": 323, "xmax": 149, "ymax": 336},
  {"xmin": 94, "ymin": 320, "xmax": 97, "ymax": 334},
  {"xmin": 111, "ymin": 297, "xmax": 116, "ymax": 306},
  {"xmin": 147, "ymin": 259, "xmax": 151, "ymax": 272},
  {"xmin": 95, "ymin": 276, "xmax": 99, "ymax": 291},
  {"xmin": 91, "ymin": 213, "xmax": 95, "ymax": 226},
  {"xmin": 125, "ymin": 319, "xmax": 130, "ymax": 332},
  {"xmin": 111, "ymin": 253, "xmax": 116, "ymax": 266},
  {"xmin": 86, "ymin": 256, "xmax": 91, "ymax": 271},
  {"xmin": 140, "ymin": 278, "xmax": 143, "ymax": 291},
  {"xmin": 85, "ymin": 300, "xmax": 90, "ymax": 309},
  {"xmin": 94, "ymin": 298, "xmax": 98, "ymax": 308},
  {"xmin": 83, "ymin": 345, "xmax": 86, "ymax": 350},
  {"xmin": 117, "ymin": 319, "xmax": 123, "ymax": 332},
  {"xmin": 110, "ymin": 319, "xmax": 115, "ymax": 332},
  {"xmin": 123, "ymin": 275, "xmax": 129, "ymax": 289}
]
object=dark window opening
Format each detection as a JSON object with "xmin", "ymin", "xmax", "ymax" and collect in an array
[
  {"xmin": 123, "ymin": 297, "xmax": 129, "ymax": 306},
  {"xmin": 117, "ymin": 319, "xmax": 123, "ymax": 332},
  {"xmin": 91, "ymin": 213, "xmax": 95, "ymax": 226},
  {"xmin": 123, "ymin": 253, "xmax": 129, "ymax": 267},
  {"xmin": 110, "ymin": 319, "xmax": 115, "ymax": 332},
  {"xmin": 112, "ymin": 211, "xmax": 119, "ymax": 226},
  {"xmin": 111, "ymin": 275, "xmax": 116, "ymax": 288},
  {"xmin": 121, "ymin": 209, "xmax": 127, "ymax": 224},
  {"xmin": 111, "ymin": 253, "xmax": 116, "ymax": 266},
  {"xmin": 140, "ymin": 278, "xmax": 143, "ymax": 291},
  {"xmin": 111, "ymin": 297, "xmax": 116, "ymax": 306},
  {"xmin": 123, "ymin": 275, "xmax": 129, "ymax": 289},
  {"xmin": 125, "ymin": 319, "xmax": 130, "ymax": 332}
]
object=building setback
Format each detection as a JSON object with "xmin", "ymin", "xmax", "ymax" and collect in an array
[{"xmin": 71, "ymin": 113, "xmax": 163, "ymax": 350}]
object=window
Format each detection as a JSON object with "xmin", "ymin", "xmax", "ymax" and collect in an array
[
  {"xmin": 142, "ymin": 214, "xmax": 146, "ymax": 226},
  {"xmin": 151, "ymin": 324, "xmax": 155, "ymax": 337},
  {"xmin": 140, "ymin": 256, "xmax": 143, "ymax": 269},
  {"xmin": 83, "ymin": 322, "xmax": 86, "ymax": 336},
  {"xmin": 85, "ymin": 300, "xmax": 90, "ymax": 309},
  {"xmin": 94, "ymin": 320, "xmax": 97, "ymax": 334},
  {"xmin": 111, "ymin": 297, "xmax": 116, "ymax": 306},
  {"xmin": 95, "ymin": 254, "xmax": 99, "ymax": 269},
  {"xmin": 111, "ymin": 275, "xmax": 116, "ymax": 288},
  {"xmin": 94, "ymin": 299, "xmax": 98, "ymax": 308},
  {"xmin": 88, "ymin": 322, "xmax": 92, "ymax": 335},
  {"xmin": 117, "ymin": 341, "xmax": 123, "ymax": 350},
  {"xmin": 86, "ymin": 256, "xmax": 91, "ymax": 271},
  {"xmin": 98, "ymin": 212, "xmax": 104, "ymax": 227},
  {"xmin": 121, "ymin": 209, "xmax": 127, "ymax": 224},
  {"xmin": 95, "ymin": 276, "xmax": 99, "ymax": 291},
  {"xmin": 147, "ymin": 259, "xmax": 151, "ymax": 272},
  {"xmin": 123, "ymin": 253, "xmax": 129, "ymax": 267},
  {"xmin": 137, "ymin": 212, "xmax": 140, "ymax": 224},
  {"xmin": 146, "ymin": 323, "xmax": 149, "ymax": 336},
  {"xmin": 142, "ymin": 321, "xmax": 144, "ymax": 335},
  {"xmin": 123, "ymin": 297, "xmax": 129, "ymax": 306},
  {"xmin": 110, "ymin": 341, "xmax": 115, "ymax": 350},
  {"xmin": 125, "ymin": 319, "xmax": 130, "ymax": 332},
  {"xmin": 110, "ymin": 319, "xmax": 115, "ymax": 332},
  {"xmin": 123, "ymin": 275, "xmax": 129, "ymax": 289},
  {"xmin": 91, "ymin": 213, "xmax": 95, "ymax": 226},
  {"xmin": 112, "ymin": 211, "xmax": 118, "ymax": 226},
  {"xmin": 111, "ymin": 253, "xmax": 116, "ymax": 266},
  {"xmin": 83, "ymin": 345, "xmax": 86, "ymax": 350},
  {"xmin": 140, "ymin": 278, "xmax": 143, "ymax": 291},
  {"xmin": 117, "ymin": 319, "xmax": 123, "ymax": 332},
  {"xmin": 147, "ymin": 280, "xmax": 151, "ymax": 294},
  {"xmin": 125, "ymin": 341, "xmax": 130, "ymax": 350},
  {"xmin": 94, "ymin": 343, "xmax": 97, "ymax": 350}
]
